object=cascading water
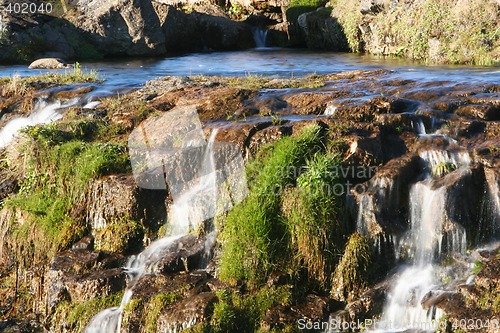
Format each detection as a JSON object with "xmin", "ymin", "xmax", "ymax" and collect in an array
[
  {"xmin": 0, "ymin": 97, "xmax": 79, "ymax": 148},
  {"xmin": 84, "ymin": 130, "xmax": 220, "ymax": 333},
  {"xmin": 375, "ymin": 148, "xmax": 471, "ymax": 332},
  {"xmin": 251, "ymin": 27, "xmax": 268, "ymax": 48}
]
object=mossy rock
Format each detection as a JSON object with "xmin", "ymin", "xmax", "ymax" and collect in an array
[{"xmin": 330, "ymin": 232, "xmax": 371, "ymax": 302}]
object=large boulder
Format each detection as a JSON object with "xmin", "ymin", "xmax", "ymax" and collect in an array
[
  {"xmin": 298, "ymin": 9, "xmax": 349, "ymax": 51},
  {"xmin": 65, "ymin": 0, "xmax": 166, "ymax": 56},
  {"xmin": 153, "ymin": 4, "xmax": 254, "ymax": 52}
]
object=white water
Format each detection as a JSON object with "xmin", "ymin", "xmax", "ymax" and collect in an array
[
  {"xmin": 412, "ymin": 118, "xmax": 426, "ymax": 135},
  {"xmin": 375, "ymin": 149, "xmax": 470, "ymax": 332},
  {"xmin": 252, "ymin": 28, "xmax": 268, "ymax": 48},
  {"xmin": 84, "ymin": 130, "xmax": 220, "ymax": 333},
  {"xmin": 0, "ymin": 98, "xmax": 79, "ymax": 148}
]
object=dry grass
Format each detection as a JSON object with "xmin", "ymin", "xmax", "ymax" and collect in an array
[{"xmin": 329, "ymin": 0, "xmax": 500, "ymax": 64}]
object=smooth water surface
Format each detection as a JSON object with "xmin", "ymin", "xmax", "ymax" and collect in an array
[{"xmin": 0, "ymin": 49, "xmax": 499, "ymax": 93}]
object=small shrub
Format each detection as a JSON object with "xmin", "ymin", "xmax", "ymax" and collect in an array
[{"xmin": 431, "ymin": 162, "xmax": 457, "ymax": 177}]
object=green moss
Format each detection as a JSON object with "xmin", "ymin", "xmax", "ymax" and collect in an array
[
  {"xmin": 219, "ymin": 125, "xmax": 324, "ymax": 286},
  {"xmin": 95, "ymin": 217, "xmax": 144, "ymax": 254},
  {"xmin": 4, "ymin": 130, "xmax": 130, "ymax": 269},
  {"xmin": 210, "ymin": 286, "xmax": 292, "ymax": 333},
  {"xmin": 330, "ymin": 0, "xmax": 362, "ymax": 52},
  {"xmin": 53, "ymin": 292, "xmax": 123, "ymax": 333},
  {"xmin": 330, "ymin": 232, "xmax": 371, "ymax": 302},
  {"xmin": 144, "ymin": 292, "xmax": 179, "ymax": 332},
  {"xmin": 329, "ymin": 0, "xmax": 500, "ymax": 64}
]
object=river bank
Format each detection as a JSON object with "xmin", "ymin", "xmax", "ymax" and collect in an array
[
  {"xmin": 0, "ymin": 0, "xmax": 499, "ymax": 65},
  {"xmin": 0, "ymin": 65, "xmax": 498, "ymax": 332}
]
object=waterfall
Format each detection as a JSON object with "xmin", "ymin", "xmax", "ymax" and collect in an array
[
  {"xmin": 412, "ymin": 118, "xmax": 426, "ymax": 135},
  {"xmin": 375, "ymin": 149, "xmax": 470, "ymax": 332},
  {"xmin": 251, "ymin": 27, "xmax": 268, "ymax": 48},
  {"xmin": 0, "ymin": 97, "xmax": 80, "ymax": 148},
  {"xmin": 84, "ymin": 130, "xmax": 220, "ymax": 333}
]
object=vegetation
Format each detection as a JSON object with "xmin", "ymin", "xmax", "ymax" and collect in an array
[
  {"xmin": 211, "ymin": 73, "xmax": 327, "ymax": 91},
  {"xmin": 210, "ymin": 286, "xmax": 292, "ymax": 333},
  {"xmin": 282, "ymin": 153, "xmax": 345, "ymax": 285},
  {"xmin": 219, "ymin": 123, "xmax": 352, "ymax": 292},
  {"xmin": 330, "ymin": 232, "xmax": 371, "ymax": 302},
  {"xmin": 1, "ymin": 65, "xmax": 101, "ymax": 99},
  {"xmin": 52, "ymin": 292, "xmax": 123, "ymax": 333},
  {"xmin": 328, "ymin": 0, "xmax": 500, "ymax": 64},
  {"xmin": 2, "ymin": 113, "xmax": 130, "ymax": 271},
  {"xmin": 219, "ymin": 125, "xmax": 327, "ymax": 286},
  {"xmin": 431, "ymin": 162, "xmax": 457, "ymax": 177},
  {"xmin": 143, "ymin": 292, "xmax": 179, "ymax": 332}
]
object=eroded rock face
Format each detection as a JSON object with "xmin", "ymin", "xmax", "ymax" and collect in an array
[
  {"xmin": 157, "ymin": 292, "xmax": 217, "ymax": 332},
  {"xmin": 45, "ymin": 248, "xmax": 125, "ymax": 314},
  {"xmin": 86, "ymin": 174, "xmax": 167, "ymax": 251},
  {"xmin": 298, "ymin": 9, "xmax": 349, "ymax": 51},
  {"xmin": 65, "ymin": 0, "xmax": 166, "ymax": 56}
]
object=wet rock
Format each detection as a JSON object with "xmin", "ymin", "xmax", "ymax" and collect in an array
[
  {"xmin": 0, "ymin": 178, "xmax": 18, "ymax": 204},
  {"xmin": 155, "ymin": 234, "xmax": 207, "ymax": 274},
  {"xmin": 46, "ymin": 249, "xmax": 125, "ymax": 310},
  {"xmin": 343, "ymin": 133, "xmax": 384, "ymax": 168},
  {"xmin": 28, "ymin": 58, "xmax": 72, "ymax": 69},
  {"xmin": 350, "ymin": 154, "xmax": 421, "ymax": 261},
  {"xmin": 435, "ymin": 248, "xmax": 500, "ymax": 333},
  {"xmin": 213, "ymin": 119, "xmax": 274, "ymax": 156},
  {"xmin": 282, "ymin": 92, "xmax": 335, "ymax": 114},
  {"xmin": 0, "ymin": 319, "xmax": 48, "ymax": 333},
  {"xmin": 261, "ymin": 294, "xmax": 329, "ymax": 331},
  {"xmin": 132, "ymin": 271, "xmax": 212, "ymax": 299},
  {"xmin": 335, "ymin": 96, "xmax": 417, "ymax": 122},
  {"xmin": 71, "ymin": 235, "xmax": 94, "ymax": 251},
  {"xmin": 435, "ymin": 165, "xmax": 487, "ymax": 244},
  {"xmin": 157, "ymin": 292, "xmax": 217, "ymax": 332},
  {"xmin": 455, "ymin": 104, "xmax": 500, "ymax": 121},
  {"xmin": 64, "ymin": 268, "xmax": 126, "ymax": 303}
]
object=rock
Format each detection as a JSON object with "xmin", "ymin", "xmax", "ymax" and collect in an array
[
  {"xmin": 0, "ymin": 319, "xmax": 48, "ymax": 333},
  {"xmin": 329, "ymin": 282, "xmax": 387, "ymax": 327},
  {"xmin": 262, "ymin": 294, "xmax": 329, "ymax": 331},
  {"xmin": 64, "ymin": 268, "xmax": 126, "ymax": 302},
  {"xmin": 455, "ymin": 104, "xmax": 500, "ymax": 121},
  {"xmin": 154, "ymin": 234, "xmax": 207, "ymax": 274},
  {"xmin": 335, "ymin": 96, "xmax": 418, "ymax": 123},
  {"xmin": 86, "ymin": 174, "xmax": 168, "ymax": 244},
  {"xmin": 153, "ymin": 4, "xmax": 254, "ymax": 52},
  {"xmin": 66, "ymin": 0, "xmax": 166, "ymax": 57},
  {"xmin": 28, "ymin": 58, "xmax": 72, "ymax": 69},
  {"xmin": 298, "ymin": 9, "xmax": 349, "ymax": 51},
  {"xmin": 45, "ymin": 249, "xmax": 125, "ymax": 310},
  {"xmin": 350, "ymin": 154, "xmax": 422, "ymax": 263},
  {"xmin": 157, "ymin": 292, "xmax": 217, "ymax": 332}
]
